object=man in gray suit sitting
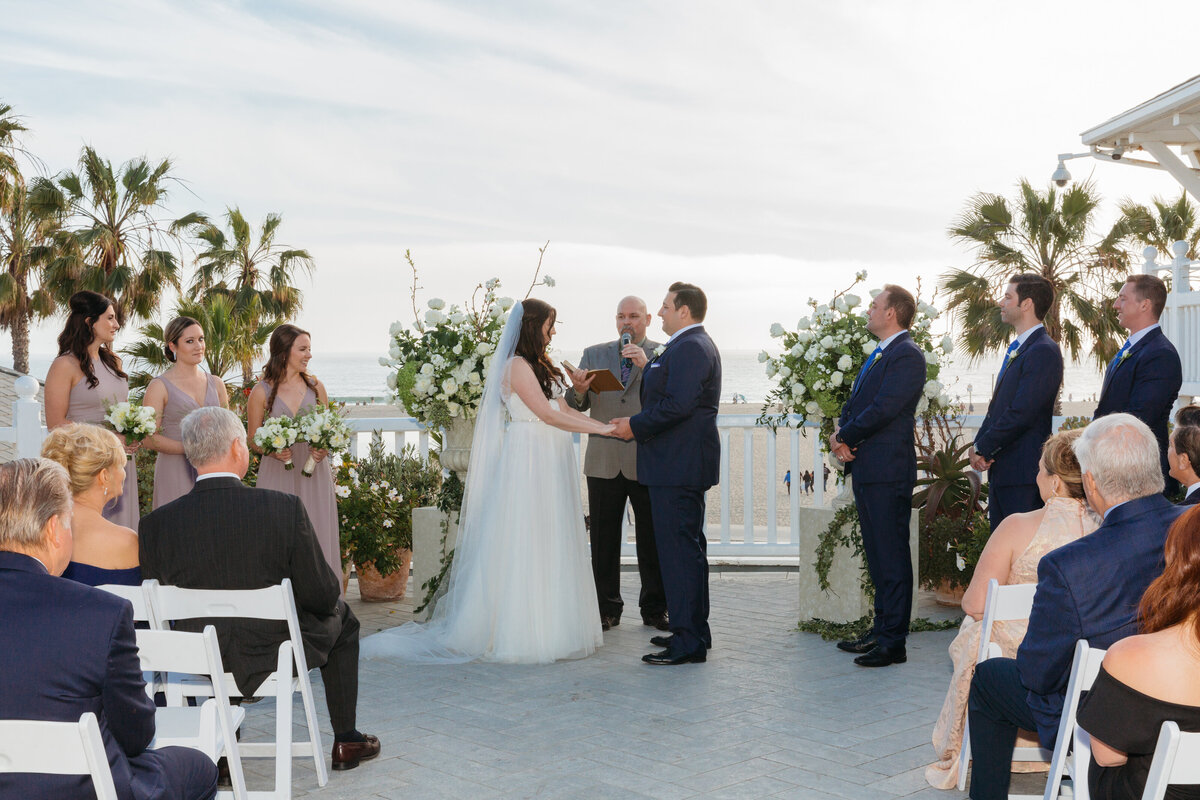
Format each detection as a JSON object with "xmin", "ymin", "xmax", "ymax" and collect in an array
[{"xmin": 566, "ymin": 296, "xmax": 668, "ymax": 631}]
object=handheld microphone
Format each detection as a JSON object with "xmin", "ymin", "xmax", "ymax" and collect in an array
[{"xmin": 620, "ymin": 332, "xmax": 633, "ymax": 371}]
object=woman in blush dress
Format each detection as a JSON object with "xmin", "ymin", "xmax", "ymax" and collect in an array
[
  {"xmin": 362, "ymin": 299, "xmax": 614, "ymax": 664},
  {"xmin": 41, "ymin": 423, "xmax": 140, "ymax": 587},
  {"xmin": 925, "ymin": 429, "xmax": 1101, "ymax": 789},
  {"xmin": 247, "ymin": 324, "xmax": 340, "ymax": 582},
  {"xmin": 142, "ymin": 316, "xmax": 229, "ymax": 509},
  {"xmin": 43, "ymin": 291, "xmax": 141, "ymax": 532}
]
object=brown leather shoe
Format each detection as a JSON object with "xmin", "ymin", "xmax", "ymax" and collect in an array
[
  {"xmin": 642, "ymin": 611, "xmax": 669, "ymax": 631},
  {"xmin": 331, "ymin": 735, "xmax": 381, "ymax": 771}
]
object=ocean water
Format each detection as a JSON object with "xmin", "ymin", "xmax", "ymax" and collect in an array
[{"xmin": 19, "ymin": 349, "xmax": 1105, "ymax": 406}]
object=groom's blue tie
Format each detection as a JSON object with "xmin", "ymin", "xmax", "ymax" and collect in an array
[
  {"xmin": 995, "ymin": 339, "xmax": 1021, "ymax": 386},
  {"xmin": 853, "ymin": 346, "xmax": 882, "ymax": 393}
]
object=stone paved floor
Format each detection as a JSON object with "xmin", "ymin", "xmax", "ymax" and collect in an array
[{"xmin": 234, "ymin": 570, "xmax": 1045, "ymax": 799}]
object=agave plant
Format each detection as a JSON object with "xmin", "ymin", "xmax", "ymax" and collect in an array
[{"xmin": 912, "ymin": 434, "xmax": 985, "ymax": 528}]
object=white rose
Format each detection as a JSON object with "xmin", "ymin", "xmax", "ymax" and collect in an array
[
  {"xmin": 386, "ymin": 372, "xmax": 398, "ymax": 389},
  {"xmin": 442, "ymin": 377, "xmax": 459, "ymax": 395},
  {"xmin": 424, "ymin": 310, "xmax": 446, "ymax": 326},
  {"xmin": 813, "ymin": 379, "xmax": 825, "ymax": 391},
  {"xmin": 926, "ymin": 306, "xmax": 941, "ymax": 319},
  {"xmin": 925, "ymin": 350, "xmax": 939, "ymax": 365},
  {"xmin": 488, "ymin": 306, "xmax": 502, "ymax": 319},
  {"xmin": 805, "ymin": 345, "xmax": 821, "ymax": 360},
  {"xmin": 916, "ymin": 396, "xmax": 930, "ymax": 414},
  {"xmin": 478, "ymin": 342, "xmax": 494, "ymax": 355},
  {"xmin": 917, "ymin": 301, "xmax": 931, "ymax": 315},
  {"xmin": 844, "ymin": 293, "xmax": 861, "ymax": 309},
  {"xmin": 941, "ymin": 335, "xmax": 954, "ymax": 354},
  {"xmin": 764, "ymin": 363, "xmax": 778, "ymax": 378},
  {"xmin": 777, "ymin": 366, "xmax": 792, "ymax": 379},
  {"xmin": 378, "ymin": 356, "xmax": 392, "ymax": 367},
  {"xmin": 428, "ymin": 298, "xmax": 446, "ymax": 310},
  {"xmin": 790, "ymin": 343, "xmax": 805, "ymax": 357},
  {"xmin": 452, "ymin": 343, "xmax": 463, "ymax": 355},
  {"xmin": 389, "ymin": 321, "xmax": 405, "ymax": 336},
  {"xmin": 770, "ymin": 323, "xmax": 785, "ymax": 338},
  {"xmin": 820, "ymin": 335, "xmax": 835, "ymax": 350},
  {"xmin": 498, "ymin": 296, "xmax": 515, "ymax": 310},
  {"xmin": 834, "ymin": 297, "xmax": 848, "ymax": 313},
  {"xmin": 792, "ymin": 382, "xmax": 806, "ymax": 398},
  {"xmin": 448, "ymin": 312, "xmax": 466, "ymax": 325},
  {"xmin": 869, "ymin": 288, "xmax": 882, "ymax": 298},
  {"xmin": 467, "ymin": 372, "xmax": 481, "ymax": 385},
  {"xmin": 420, "ymin": 363, "xmax": 435, "ymax": 376},
  {"xmin": 924, "ymin": 379, "xmax": 943, "ymax": 398},
  {"xmin": 447, "ymin": 401, "xmax": 462, "ymax": 417},
  {"xmin": 389, "ymin": 341, "xmax": 401, "ymax": 359},
  {"xmin": 862, "ymin": 341, "xmax": 876, "ymax": 355},
  {"xmin": 797, "ymin": 316, "xmax": 810, "ymax": 330},
  {"xmin": 837, "ymin": 354, "xmax": 852, "ymax": 371},
  {"xmin": 796, "ymin": 330, "xmax": 813, "ymax": 344},
  {"xmin": 485, "ymin": 277, "xmax": 500, "ymax": 289},
  {"xmin": 816, "ymin": 304, "xmax": 829, "ymax": 316},
  {"xmin": 758, "ymin": 350, "xmax": 770, "ymax": 363},
  {"xmin": 830, "ymin": 371, "xmax": 844, "ymax": 387},
  {"xmin": 805, "ymin": 401, "xmax": 821, "ymax": 415}
]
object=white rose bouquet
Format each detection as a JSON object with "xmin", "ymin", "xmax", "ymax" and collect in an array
[
  {"xmin": 254, "ymin": 415, "xmax": 300, "ymax": 470},
  {"xmin": 104, "ymin": 401, "xmax": 157, "ymax": 457},
  {"xmin": 295, "ymin": 402, "xmax": 353, "ymax": 477},
  {"xmin": 759, "ymin": 273, "xmax": 953, "ymax": 444}
]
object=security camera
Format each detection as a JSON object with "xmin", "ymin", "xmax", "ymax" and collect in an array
[
  {"xmin": 1051, "ymin": 159, "xmax": 1071, "ymax": 187},
  {"xmin": 1111, "ymin": 147, "xmax": 1124, "ymax": 161}
]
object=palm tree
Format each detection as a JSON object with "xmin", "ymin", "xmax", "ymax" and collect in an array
[
  {"xmin": 28, "ymin": 146, "xmax": 203, "ymax": 324},
  {"xmin": 940, "ymin": 178, "xmax": 1127, "ymax": 369},
  {"xmin": 1102, "ymin": 192, "xmax": 1200, "ymax": 264},
  {"xmin": 188, "ymin": 207, "xmax": 313, "ymax": 385}
]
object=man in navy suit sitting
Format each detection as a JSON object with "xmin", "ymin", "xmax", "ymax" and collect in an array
[
  {"xmin": 1094, "ymin": 274, "xmax": 1182, "ymax": 493},
  {"xmin": 965, "ymin": 414, "xmax": 1184, "ymax": 799},
  {"xmin": 829, "ymin": 285, "xmax": 927, "ymax": 668},
  {"xmin": 0, "ymin": 458, "xmax": 217, "ymax": 800},
  {"xmin": 970, "ymin": 273, "xmax": 1063, "ymax": 530}
]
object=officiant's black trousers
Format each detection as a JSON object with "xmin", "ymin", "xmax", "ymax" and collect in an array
[{"xmin": 587, "ymin": 475, "xmax": 666, "ymax": 620}]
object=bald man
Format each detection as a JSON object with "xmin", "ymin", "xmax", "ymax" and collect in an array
[{"xmin": 566, "ymin": 296, "xmax": 668, "ymax": 631}]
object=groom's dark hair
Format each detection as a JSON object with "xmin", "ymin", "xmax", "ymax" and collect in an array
[{"xmin": 669, "ymin": 282, "xmax": 707, "ymax": 321}]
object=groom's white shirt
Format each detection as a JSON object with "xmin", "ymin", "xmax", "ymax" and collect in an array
[{"xmin": 667, "ymin": 323, "xmax": 703, "ymax": 345}]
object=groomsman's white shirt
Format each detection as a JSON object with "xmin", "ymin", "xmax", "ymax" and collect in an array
[
  {"xmin": 1119, "ymin": 322, "xmax": 1160, "ymax": 350},
  {"xmin": 1014, "ymin": 322, "xmax": 1044, "ymax": 349}
]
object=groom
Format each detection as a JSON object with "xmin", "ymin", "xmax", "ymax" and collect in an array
[{"xmin": 612, "ymin": 282, "xmax": 721, "ymax": 666}]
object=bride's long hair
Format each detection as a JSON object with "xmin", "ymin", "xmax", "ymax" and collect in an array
[{"xmin": 515, "ymin": 298, "xmax": 564, "ymax": 398}]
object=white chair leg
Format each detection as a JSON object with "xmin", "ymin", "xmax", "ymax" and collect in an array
[{"xmin": 958, "ymin": 717, "xmax": 971, "ymax": 791}]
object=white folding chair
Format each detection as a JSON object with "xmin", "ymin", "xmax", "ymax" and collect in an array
[
  {"xmin": 1043, "ymin": 639, "xmax": 1107, "ymax": 800},
  {"xmin": 137, "ymin": 626, "xmax": 249, "ymax": 800},
  {"xmin": 96, "ymin": 581, "xmax": 160, "ymax": 628},
  {"xmin": 0, "ymin": 712, "xmax": 119, "ymax": 800},
  {"xmin": 958, "ymin": 579, "xmax": 1046, "ymax": 793},
  {"xmin": 148, "ymin": 579, "xmax": 329, "ymax": 796},
  {"xmin": 1142, "ymin": 720, "xmax": 1200, "ymax": 799}
]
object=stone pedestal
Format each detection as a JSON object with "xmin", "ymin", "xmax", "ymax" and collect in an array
[
  {"xmin": 796, "ymin": 506, "xmax": 920, "ymax": 624},
  {"xmin": 411, "ymin": 506, "xmax": 460, "ymax": 622}
]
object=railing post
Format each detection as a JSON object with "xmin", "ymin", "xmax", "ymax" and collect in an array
[
  {"xmin": 13, "ymin": 376, "xmax": 44, "ymax": 459},
  {"xmin": 1172, "ymin": 240, "xmax": 1191, "ymax": 293},
  {"xmin": 718, "ymin": 428, "xmax": 731, "ymax": 545},
  {"xmin": 811, "ymin": 425, "xmax": 825, "ymax": 508},
  {"xmin": 789, "ymin": 428, "xmax": 801, "ymax": 545},
  {"xmin": 741, "ymin": 429, "xmax": 753, "ymax": 544},
  {"xmin": 1142, "ymin": 244, "xmax": 1160, "ymax": 276},
  {"xmin": 765, "ymin": 427, "xmax": 777, "ymax": 546}
]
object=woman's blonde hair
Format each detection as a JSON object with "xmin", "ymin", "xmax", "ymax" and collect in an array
[
  {"xmin": 40, "ymin": 423, "xmax": 126, "ymax": 496},
  {"xmin": 1041, "ymin": 428, "xmax": 1086, "ymax": 499}
]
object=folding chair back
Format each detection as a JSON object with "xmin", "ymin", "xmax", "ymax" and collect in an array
[
  {"xmin": 1043, "ymin": 639, "xmax": 1107, "ymax": 800},
  {"xmin": 958, "ymin": 579, "xmax": 1043, "ymax": 792},
  {"xmin": 0, "ymin": 712, "xmax": 119, "ymax": 800},
  {"xmin": 1142, "ymin": 721, "xmax": 1200, "ymax": 800},
  {"xmin": 148, "ymin": 579, "xmax": 328, "ymax": 792},
  {"xmin": 96, "ymin": 581, "xmax": 159, "ymax": 628}
]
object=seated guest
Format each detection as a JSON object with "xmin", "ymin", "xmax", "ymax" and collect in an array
[
  {"xmin": 926, "ymin": 429, "xmax": 1099, "ymax": 789},
  {"xmin": 41, "ymin": 422, "xmax": 141, "ymax": 586},
  {"xmin": 1077, "ymin": 506, "xmax": 1200, "ymax": 799},
  {"xmin": 966, "ymin": 413, "xmax": 1185, "ymax": 800},
  {"xmin": 139, "ymin": 407, "xmax": 381, "ymax": 771},
  {"xmin": 1177, "ymin": 404, "xmax": 1200, "ymax": 428},
  {"xmin": 1169, "ymin": 424, "xmax": 1200, "ymax": 505},
  {"xmin": 0, "ymin": 458, "xmax": 216, "ymax": 800}
]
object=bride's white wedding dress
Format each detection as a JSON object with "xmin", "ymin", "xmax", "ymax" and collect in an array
[{"xmin": 361, "ymin": 308, "xmax": 603, "ymax": 665}]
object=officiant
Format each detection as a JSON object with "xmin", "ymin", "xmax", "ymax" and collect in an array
[{"xmin": 566, "ymin": 296, "xmax": 668, "ymax": 632}]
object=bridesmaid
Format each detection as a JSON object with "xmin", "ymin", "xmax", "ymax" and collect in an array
[
  {"xmin": 44, "ymin": 290, "xmax": 141, "ymax": 532},
  {"xmin": 142, "ymin": 316, "xmax": 230, "ymax": 509},
  {"xmin": 247, "ymin": 324, "xmax": 341, "ymax": 583}
]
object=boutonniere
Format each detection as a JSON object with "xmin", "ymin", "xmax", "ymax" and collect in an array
[
  {"xmin": 1117, "ymin": 347, "xmax": 1133, "ymax": 365},
  {"xmin": 1005, "ymin": 347, "xmax": 1021, "ymax": 365},
  {"xmin": 653, "ymin": 345, "xmax": 666, "ymax": 358}
]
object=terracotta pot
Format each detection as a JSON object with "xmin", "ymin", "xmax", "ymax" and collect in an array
[
  {"xmin": 935, "ymin": 578, "xmax": 966, "ymax": 607},
  {"xmin": 356, "ymin": 548, "xmax": 413, "ymax": 603},
  {"xmin": 341, "ymin": 561, "xmax": 351, "ymax": 596}
]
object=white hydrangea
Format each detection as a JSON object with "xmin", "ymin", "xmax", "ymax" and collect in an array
[
  {"xmin": 769, "ymin": 323, "xmax": 786, "ymax": 338},
  {"xmin": 813, "ymin": 379, "xmax": 825, "ymax": 391},
  {"xmin": 428, "ymin": 298, "xmax": 446, "ymax": 310},
  {"xmin": 837, "ymin": 354, "xmax": 852, "ymax": 371}
]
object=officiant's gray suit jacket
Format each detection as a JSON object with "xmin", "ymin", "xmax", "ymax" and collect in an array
[{"xmin": 565, "ymin": 337, "xmax": 660, "ymax": 480}]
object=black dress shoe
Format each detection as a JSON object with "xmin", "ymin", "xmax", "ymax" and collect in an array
[
  {"xmin": 853, "ymin": 644, "xmax": 906, "ymax": 667},
  {"xmin": 642, "ymin": 649, "xmax": 706, "ymax": 665},
  {"xmin": 650, "ymin": 634, "xmax": 673, "ymax": 648},
  {"xmin": 836, "ymin": 634, "xmax": 877, "ymax": 654},
  {"xmin": 601, "ymin": 615, "xmax": 620, "ymax": 632},
  {"xmin": 331, "ymin": 734, "xmax": 381, "ymax": 770},
  {"xmin": 216, "ymin": 757, "xmax": 231, "ymax": 788},
  {"xmin": 642, "ymin": 611, "xmax": 670, "ymax": 631}
]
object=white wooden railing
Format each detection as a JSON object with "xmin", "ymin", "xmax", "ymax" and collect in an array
[{"xmin": 1144, "ymin": 242, "xmax": 1200, "ymax": 400}]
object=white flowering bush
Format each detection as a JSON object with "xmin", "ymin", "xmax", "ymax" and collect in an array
[
  {"xmin": 296, "ymin": 402, "xmax": 353, "ymax": 477},
  {"xmin": 104, "ymin": 401, "xmax": 157, "ymax": 447},
  {"xmin": 253, "ymin": 415, "xmax": 300, "ymax": 469},
  {"xmin": 759, "ymin": 273, "xmax": 953, "ymax": 443}
]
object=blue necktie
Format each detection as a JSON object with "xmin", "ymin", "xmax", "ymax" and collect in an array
[
  {"xmin": 1107, "ymin": 340, "xmax": 1131, "ymax": 375},
  {"xmin": 995, "ymin": 339, "xmax": 1020, "ymax": 385},
  {"xmin": 853, "ymin": 346, "xmax": 882, "ymax": 392}
]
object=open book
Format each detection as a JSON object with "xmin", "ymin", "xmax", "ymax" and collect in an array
[{"xmin": 562, "ymin": 361, "xmax": 625, "ymax": 393}]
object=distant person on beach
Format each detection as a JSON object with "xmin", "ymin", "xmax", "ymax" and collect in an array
[
  {"xmin": 783, "ymin": 470, "xmax": 791, "ymax": 495},
  {"xmin": 565, "ymin": 296, "xmax": 668, "ymax": 632},
  {"xmin": 805, "ymin": 470, "xmax": 813, "ymax": 495},
  {"xmin": 830, "ymin": 284, "xmax": 926, "ymax": 669},
  {"xmin": 970, "ymin": 274, "xmax": 1063, "ymax": 530},
  {"xmin": 1093, "ymin": 274, "xmax": 1182, "ymax": 495}
]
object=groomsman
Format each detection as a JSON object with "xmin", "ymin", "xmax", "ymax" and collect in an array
[
  {"xmin": 1093, "ymin": 274, "xmax": 1182, "ymax": 492},
  {"xmin": 970, "ymin": 274, "xmax": 1063, "ymax": 530},
  {"xmin": 565, "ymin": 296, "xmax": 668, "ymax": 632},
  {"xmin": 830, "ymin": 285, "xmax": 926, "ymax": 668}
]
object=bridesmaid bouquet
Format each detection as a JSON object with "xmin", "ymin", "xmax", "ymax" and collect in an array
[
  {"xmin": 296, "ymin": 403, "xmax": 353, "ymax": 477},
  {"xmin": 104, "ymin": 401, "xmax": 157, "ymax": 457},
  {"xmin": 254, "ymin": 415, "xmax": 300, "ymax": 470}
]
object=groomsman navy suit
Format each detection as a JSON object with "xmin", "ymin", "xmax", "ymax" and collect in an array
[
  {"xmin": 971, "ymin": 275, "xmax": 1063, "ymax": 530},
  {"xmin": 831, "ymin": 285, "xmax": 927, "ymax": 668},
  {"xmin": 966, "ymin": 416, "xmax": 1182, "ymax": 800},
  {"xmin": 565, "ymin": 296, "xmax": 667, "ymax": 631},
  {"xmin": 613, "ymin": 283, "xmax": 721, "ymax": 666},
  {"xmin": 1093, "ymin": 275, "xmax": 1182, "ymax": 492}
]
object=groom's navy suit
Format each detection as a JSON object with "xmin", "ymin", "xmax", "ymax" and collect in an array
[
  {"xmin": 630, "ymin": 325, "xmax": 721, "ymax": 658},
  {"xmin": 1094, "ymin": 325, "xmax": 1182, "ymax": 491},
  {"xmin": 974, "ymin": 326, "xmax": 1063, "ymax": 529},
  {"xmin": 837, "ymin": 330, "xmax": 926, "ymax": 648}
]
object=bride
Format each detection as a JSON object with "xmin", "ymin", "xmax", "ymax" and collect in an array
[{"xmin": 362, "ymin": 299, "xmax": 615, "ymax": 663}]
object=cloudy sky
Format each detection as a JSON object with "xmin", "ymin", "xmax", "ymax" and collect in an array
[{"xmin": 1, "ymin": 0, "xmax": 1198, "ymax": 360}]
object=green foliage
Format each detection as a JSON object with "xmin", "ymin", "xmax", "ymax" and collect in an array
[
  {"xmin": 1103, "ymin": 192, "xmax": 1200, "ymax": 261},
  {"xmin": 1059, "ymin": 416, "xmax": 1091, "ymax": 431},
  {"xmin": 135, "ymin": 449, "xmax": 157, "ymax": 518},
  {"xmin": 813, "ymin": 503, "xmax": 872, "ymax": 599},
  {"xmin": 416, "ymin": 470, "xmax": 464, "ymax": 614},
  {"xmin": 913, "ymin": 434, "xmax": 984, "ymax": 528},
  {"xmin": 796, "ymin": 615, "xmax": 961, "ymax": 641},
  {"xmin": 920, "ymin": 510, "xmax": 990, "ymax": 591}
]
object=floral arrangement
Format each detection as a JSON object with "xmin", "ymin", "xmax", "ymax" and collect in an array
[
  {"xmin": 296, "ymin": 402, "xmax": 353, "ymax": 477},
  {"xmin": 254, "ymin": 415, "xmax": 300, "ymax": 470},
  {"xmin": 758, "ymin": 272, "xmax": 954, "ymax": 443},
  {"xmin": 381, "ymin": 248, "xmax": 554, "ymax": 429},
  {"xmin": 104, "ymin": 401, "xmax": 157, "ymax": 454}
]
